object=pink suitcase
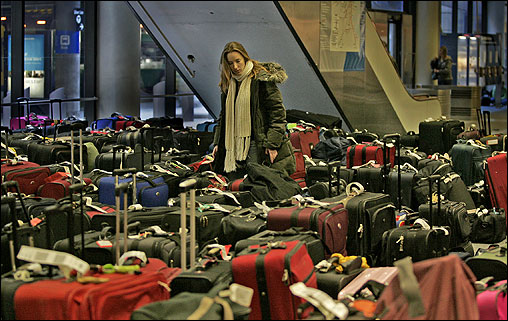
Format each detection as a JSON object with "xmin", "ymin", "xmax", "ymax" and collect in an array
[{"xmin": 477, "ymin": 280, "xmax": 507, "ymax": 320}]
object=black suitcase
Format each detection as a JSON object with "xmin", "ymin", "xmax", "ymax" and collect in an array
[
  {"xmin": 233, "ymin": 227, "xmax": 326, "ymax": 265},
  {"xmin": 418, "ymin": 118, "xmax": 464, "ymax": 155},
  {"xmin": 356, "ymin": 166, "xmax": 384, "ymax": 193},
  {"xmin": 400, "ymin": 131, "xmax": 419, "ymax": 148},
  {"xmin": 469, "ymin": 208, "xmax": 506, "ymax": 244},
  {"xmin": 218, "ymin": 206, "xmax": 267, "ymax": 248},
  {"xmin": 315, "ymin": 256, "xmax": 365, "ymax": 299},
  {"xmin": 418, "ymin": 175, "xmax": 475, "ymax": 252},
  {"xmin": 386, "ymin": 169, "xmax": 417, "ymax": 209},
  {"xmin": 172, "ymin": 130, "xmax": 215, "ymax": 156}
]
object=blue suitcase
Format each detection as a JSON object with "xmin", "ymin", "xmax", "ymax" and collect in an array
[{"xmin": 98, "ymin": 173, "xmax": 169, "ymax": 209}]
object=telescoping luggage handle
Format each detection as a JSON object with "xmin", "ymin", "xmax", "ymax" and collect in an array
[
  {"xmin": 69, "ymin": 183, "xmax": 86, "ymax": 260},
  {"xmin": 383, "ymin": 133, "xmax": 401, "ymax": 211},
  {"xmin": 15, "ymin": 97, "xmax": 30, "ymax": 130},
  {"xmin": 1, "ymin": 126, "xmax": 12, "ymax": 161},
  {"xmin": 115, "ymin": 182, "xmax": 130, "ymax": 265},
  {"xmin": 423, "ymin": 174, "xmax": 441, "ymax": 228},
  {"xmin": 179, "ymin": 178, "xmax": 197, "ymax": 272},
  {"xmin": 326, "ymin": 160, "xmax": 341, "ymax": 197},
  {"xmin": 113, "ymin": 167, "xmax": 138, "ymax": 206},
  {"xmin": 2, "ymin": 196, "xmax": 19, "ymax": 272}
]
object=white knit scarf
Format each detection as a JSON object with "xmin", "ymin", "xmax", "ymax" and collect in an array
[{"xmin": 224, "ymin": 60, "xmax": 253, "ymax": 173}]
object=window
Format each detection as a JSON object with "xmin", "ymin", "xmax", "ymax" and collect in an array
[
  {"xmin": 472, "ymin": 1, "xmax": 481, "ymax": 34},
  {"xmin": 370, "ymin": 1, "xmax": 404, "ymax": 12},
  {"xmin": 457, "ymin": 1, "xmax": 468, "ymax": 34},
  {"xmin": 441, "ymin": 1, "xmax": 453, "ymax": 34}
]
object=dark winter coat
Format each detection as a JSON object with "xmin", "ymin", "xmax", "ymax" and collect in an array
[{"xmin": 213, "ymin": 62, "xmax": 296, "ymax": 177}]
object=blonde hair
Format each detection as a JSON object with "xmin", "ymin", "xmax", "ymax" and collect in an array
[{"xmin": 218, "ymin": 41, "xmax": 267, "ymax": 94}]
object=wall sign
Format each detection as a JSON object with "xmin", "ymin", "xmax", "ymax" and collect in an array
[{"xmin": 55, "ymin": 31, "xmax": 80, "ymax": 54}]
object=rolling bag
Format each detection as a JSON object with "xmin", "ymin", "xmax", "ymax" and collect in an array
[
  {"xmin": 233, "ymin": 228, "xmax": 326, "ymax": 265},
  {"xmin": 322, "ymin": 183, "xmax": 396, "ymax": 265},
  {"xmin": 400, "ymin": 131, "xmax": 419, "ymax": 148},
  {"xmin": 485, "ymin": 153, "xmax": 507, "ymax": 213},
  {"xmin": 380, "ymin": 176, "xmax": 452, "ymax": 267},
  {"xmin": 266, "ymin": 199, "xmax": 348, "ymax": 256},
  {"xmin": 346, "ymin": 142, "xmax": 395, "ymax": 169},
  {"xmin": 470, "ymin": 208, "xmax": 506, "ymax": 243},
  {"xmin": 418, "ymin": 118, "xmax": 464, "ymax": 155},
  {"xmin": 449, "ymin": 139, "xmax": 492, "ymax": 186},
  {"xmin": 232, "ymin": 239, "xmax": 318, "ymax": 320},
  {"xmin": 314, "ymin": 255, "xmax": 365, "ymax": 299},
  {"xmin": 1, "ymin": 160, "xmax": 50, "ymax": 195},
  {"xmin": 418, "ymin": 175, "xmax": 475, "ymax": 251},
  {"xmin": 289, "ymin": 127, "xmax": 320, "ymax": 157}
]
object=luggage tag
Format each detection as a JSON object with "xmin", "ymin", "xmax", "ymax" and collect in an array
[
  {"xmin": 17, "ymin": 245, "xmax": 90, "ymax": 279},
  {"xmin": 218, "ymin": 283, "xmax": 254, "ymax": 308},
  {"xmin": 290, "ymin": 282, "xmax": 349, "ymax": 320}
]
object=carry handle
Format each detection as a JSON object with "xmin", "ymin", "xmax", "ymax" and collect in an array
[
  {"xmin": 113, "ymin": 167, "xmax": 137, "ymax": 177},
  {"xmin": 383, "ymin": 133, "xmax": 401, "ymax": 210},
  {"xmin": 153, "ymin": 135, "xmax": 164, "ymax": 163},
  {"xmin": 112, "ymin": 144, "xmax": 128, "ymax": 171},
  {"xmin": 1, "ymin": 181, "xmax": 31, "ymax": 225}
]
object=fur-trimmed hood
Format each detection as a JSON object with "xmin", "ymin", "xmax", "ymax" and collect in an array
[{"xmin": 256, "ymin": 62, "xmax": 288, "ymax": 84}]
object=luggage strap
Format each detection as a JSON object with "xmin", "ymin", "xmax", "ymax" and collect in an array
[
  {"xmin": 393, "ymin": 257, "xmax": 426, "ymax": 317},
  {"xmin": 255, "ymin": 253, "xmax": 271, "ymax": 320},
  {"xmin": 187, "ymin": 296, "xmax": 234, "ymax": 320}
]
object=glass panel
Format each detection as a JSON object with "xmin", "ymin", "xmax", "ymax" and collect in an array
[
  {"xmin": 441, "ymin": 1, "xmax": 453, "ymax": 34},
  {"xmin": 469, "ymin": 36, "xmax": 478, "ymax": 86},
  {"xmin": 457, "ymin": 1, "xmax": 468, "ymax": 34},
  {"xmin": 1, "ymin": 1, "xmax": 12, "ymax": 126},
  {"xmin": 457, "ymin": 36, "xmax": 468, "ymax": 86},
  {"xmin": 472, "ymin": 1, "xmax": 481, "ymax": 34},
  {"xmin": 370, "ymin": 1, "xmax": 404, "ymax": 12}
]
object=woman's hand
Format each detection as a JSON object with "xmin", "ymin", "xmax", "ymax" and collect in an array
[{"xmin": 266, "ymin": 148, "xmax": 278, "ymax": 163}]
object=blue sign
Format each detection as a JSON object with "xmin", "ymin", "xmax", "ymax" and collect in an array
[
  {"xmin": 55, "ymin": 31, "xmax": 80, "ymax": 54},
  {"xmin": 8, "ymin": 34, "xmax": 45, "ymax": 71}
]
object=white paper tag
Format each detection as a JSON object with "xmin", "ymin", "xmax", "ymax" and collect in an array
[
  {"xmin": 486, "ymin": 139, "xmax": 498, "ymax": 145},
  {"xmin": 96, "ymin": 240, "xmax": 113, "ymax": 248},
  {"xmin": 229, "ymin": 283, "xmax": 254, "ymax": 307},
  {"xmin": 17, "ymin": 245, "xmax": 90, "ymax": 275}
]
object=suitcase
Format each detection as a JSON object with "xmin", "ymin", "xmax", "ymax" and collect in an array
[
  {"xmin": 418, "ymin": 118, "xmax": 464, "ymax": 155},
  {"xmin": 418, "ymin": 175, "xmax": 475, "ymax": 251},
  {"xmin": 347, "ymin": 129, "xmax": 379, "ymax": 143},
  {"xmin": 465, "ymin": 244, "xmax": 507, "ymax": 282},
  {"xmin": 470, "ymin": 208, "xmax": 506, "ymax": 243},
  {"xmin": 476, "ymin": 280, "xmax": 507, "ymax": 320},
  {"xmin": 233, "ymin": 228, "xmax": 326, "ymax": 265},
  {"xmin": 1, "ymin": 160, "xmax": 50, "ymax": 195},
  {"xmin": 485, "ymin": 153, "xmax": 507, "ymax": 213},
  {"xmin": 480, "ymin": 134, "xmax": 507, "ymax": 152},
  {"xmin": 449, "ymin": 140, "xmax": 492, "ymax": 186},
  {"xmin": 346, "ymin": 143, "xmax": 395, "ymax": 169},
  {"xmin": 172, "ymin": 129, "xmax": 215, "ymax": 156},
  {"xmin": 322, "ymin": 184, "xmax": 396, "ymax": 265},
  {"xmin": 400, "ymin": 131, "xmax": 419, "ymax": 148},
  {"xmin": 266, "ymin": 201, "xmax": 348, "ymax": 256},
  {"xmin": 232, "ymin": 239, "xmax": 318, "ymax": 320},
  {"xmin": 218, "ymin": 206, "xmax": 267, "ymax": 248},
  {"xmin": 289, "ymin": 127, "xmax": 320, "ymax": 157}
]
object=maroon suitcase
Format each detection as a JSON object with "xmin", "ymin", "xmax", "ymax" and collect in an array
[
  {"xmin": 1, "ymin": 161, "xmax": 50, "ymax": 195},
  {"xmin": 485, "ymin": 153, "xmax": 507, "ymax": 216},
  {"xmin": 289, "ymin": 128, "xmax": 320, "ymax": 157},
  {"xmin": 232, "ymin": 240, "xmax": 317, "ymax": 320},
  {"xmin": 346, "ymin": 143, "xmax": 395, "ymax": 169},
  {"xmin": 266, "ymin": 202, "xmax": 348, "ymax": 256}
]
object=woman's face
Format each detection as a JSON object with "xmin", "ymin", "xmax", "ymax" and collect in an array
[{"xmin": 226, "ymin": 51, "xmax": 246, "ymax": 75}]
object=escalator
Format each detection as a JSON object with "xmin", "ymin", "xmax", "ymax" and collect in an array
[
  {"xmin": 127, "ymin": 1, "xmax": 352, "ymax": 131},
  {"xmin": 128, "ymin": 1, "xmax": 442, "ymax": 134}
]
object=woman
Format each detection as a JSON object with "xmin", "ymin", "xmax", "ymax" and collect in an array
[
  {"xmin": 211, "ymin": 41, "xmax": 296, "ymax": 179},
  {"xmin": 431, "ymin": 46, "xmax": 453, "ymax": 85}
]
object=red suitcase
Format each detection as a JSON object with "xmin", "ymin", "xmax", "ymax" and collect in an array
[
  {"xmin": 485, "ymin": 153, "xmax": 507, "ymax": 215},
  {"xmin": 232, "ymin": 240, "xmax": 317, "ymax": 320},
  {"xmin": 346, "ymin": 143, "xmax": 395, "ymax": 169},
  {"xmin": 290, "ymin": 149, "xmax": 307, "ymax": 188},
  {"xmin": 37, "ymin": 172, "xmax": 93, "ymax": 200},
  {"xmin": 1, "ymin": 160, "xmax": 50, "ymax": 195},
  {"xmin": 14, "ymin": 258, "xmax": 179, "ymax": 320},
  {"xmin": 290, "ymin": 128, "xmax": 320, "ymax": 157},
  {"xmin": 266, "ymin": 202, "xmax": 348, "ymax": 256}
]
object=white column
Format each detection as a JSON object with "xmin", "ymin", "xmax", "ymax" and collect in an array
[{"xmin": 414, "ymin": 1, "xmax": 440, "ymax": 87}]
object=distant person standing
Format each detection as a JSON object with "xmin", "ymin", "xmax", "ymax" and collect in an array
[{"xmin": 431, "ymin": 46, "xmax": 453, "ymax": 85}]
